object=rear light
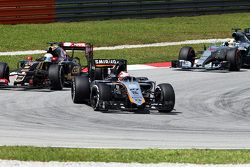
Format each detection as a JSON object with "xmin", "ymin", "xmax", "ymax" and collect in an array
[
  {"xmin": 0, "ymin": 79, "xmax": 9, "ymax": 85},
  {"xmin": 29, "ymin": 79, "xmax": 33, "ymax": 86},
  {"xmin": 52, "ymin": 57, "xmax": 58, "ymax": 62},
  {"xmin": 81, "ymin": 67, "xmax": 88, "ymax": 72}
]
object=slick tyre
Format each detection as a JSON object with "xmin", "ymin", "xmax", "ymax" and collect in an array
[
  {"xmin": 94, "ymin": 68, "xmax": 108, "ymax": 80},
  {"xmin": 48, "ymin": 64, "xmax": 64, "ymax": 90},
  {"xmin": 179, "ymin": 46, "xmax": 196, "ymax": 66},
  {"xmin": 0, "ymin": 62, "xmax": 9, "ymax": 80},
  {"xmin": 71, "ymin": 76, "xmax": 90, "ymax": 103},
  {"xmin": 226, "ymin": 48, "xmax": 241, "ymax": 71},
  {"xmin": 90, "ymin": 83, "xmax": 110, "ymax": 111},
  {"xmin": 155, "ymin": 83, "xmax": 175, "ymax": 113}
]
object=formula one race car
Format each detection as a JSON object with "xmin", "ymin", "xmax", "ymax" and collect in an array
[
  {"xmin": 71, "ymin": 59, "xmax": 175, "ymax": 113},
  {"xmin": 172, "ymin": 45, "xmax": 241, "ymax": 71},
  {"xmin": 0, "ymin": 42, "xmax": 93, "ymax": 90},
  {"xmin": 232, "ymin": 28, "xmax": 250, "ymax": 66},
  {"xmin": 172, "ymin": 28, "xmax": 250, "ymax": 71}
]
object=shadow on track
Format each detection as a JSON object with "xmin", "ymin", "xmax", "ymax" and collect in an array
[
  {"xmin": 0, "ymin": 86, "xmax": 70, "ymax": 93},
  {"xmin": 101, "ymin": 109, "xmax": 182, "ymax": 115},
  {"xmin": 172, "ymin": 68, "xmax": 248, "ymax": 73}
]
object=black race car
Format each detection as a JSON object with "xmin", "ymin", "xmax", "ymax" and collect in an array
[
  {"xmin": 71, "ymin": 59, "xmax": 175, "ymax": 113},
  {"xmin": 0, "ymin": 42, "xmax": 93, "ymax": 90}
]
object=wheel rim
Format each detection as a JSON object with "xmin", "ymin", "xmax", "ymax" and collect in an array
[
  {"xmin": 155, "ymin": 86, "xmax": 162, "ymax": 102},
  {"xmin": 91, "ymin": 88, "xmax": 100, "ymax": 110}
]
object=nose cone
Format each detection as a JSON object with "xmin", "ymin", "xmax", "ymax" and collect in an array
[
  {"xmin": 128, "ymin": 95, "xmax": 145, "ymax": 106},
  {"xmin": 127, "ymin": 85, "xmax": 145, "ymax": 106}
]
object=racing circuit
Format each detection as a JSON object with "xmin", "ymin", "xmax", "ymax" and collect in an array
[{"xmin": 1, "ymin": 67, "xmax": 250, "ymax": 149}]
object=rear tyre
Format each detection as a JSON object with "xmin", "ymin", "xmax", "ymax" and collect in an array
[
  {"xmin": 90, "ymin": 83, "xmax": 111, "ymax": 111},
  {"xmin": 179, "ymin": 46, "xmax": 196, "ymax": 66},
  {"xmin": 71, "ymin": 76, "xmax": 90, "ymax": 103},
  {"xmin": 94, "ymin": 68, "xmax": 108, "ymax": 80},
  {"xmin": 0, "ymin": 62, "xmax": 9, "ymax": 80},
  {"xmin": 226, "ymin": 48, "xmax": 241, "ymax": 71},
  {"xmin": 48, "ymin": 64, "xmax": 64, "ymax": 90},
  {"xmin": 155, "ymin": 83, "xmax": 175, "ymax": 113}
]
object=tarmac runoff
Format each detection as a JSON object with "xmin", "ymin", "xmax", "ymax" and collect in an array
[
  {"xmin": 127, "ymin": 62, "xmax": 171, "ymax": 70},
  {"xmin": 5, "ymin": 62, "xmax": 250, "ymax": 167},
  {"xmin": 3, "ymin": 39, "xmax": 247, "ymax": 167},
  {"xmin": 0, "ymin": 39, "xmax": 227, "ymax": 56}
]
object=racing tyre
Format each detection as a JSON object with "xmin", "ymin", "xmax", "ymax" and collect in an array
[
  {"xmin": 94, "ymin": 68, "xmax": 108, "ymax": 80},
  {"xmin": 155, "ymin": 83, "xmax": 175, "ymax": 113},
  {"xmin": 48, "ymin": 64, "xmax": 64, "ymax": 90},
  {"xmin": 90, "ymin": 83, "xmax": 111, "ymax": 111},
  {"xmin": 71, "ymin": 76, "xmax": 90, "ymax": 103},
  {"xmin": 226, "ymin": 48, "xmax": 241, "ymax": 71},
  {"xmin": 179, "ymin": 46, "xmax": 196, "ymax": 66},
  {"xmin": 0, "ymin": 62, "xmax": 9, "ymax": 80}
]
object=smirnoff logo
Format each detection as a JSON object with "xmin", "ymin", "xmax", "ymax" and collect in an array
[{"xmin": 94, "ymin": 59, "xmax": 119, "ymax": 64}]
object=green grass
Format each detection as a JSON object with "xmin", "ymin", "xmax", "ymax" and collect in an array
[
  {"xmin": 0, "ymin": 146, "xmax": 250, "ymax": 164},
  {"xmin": 1, "ymin": 12, "xmax": 249, "ymax": 70},
  {"xmin": 1, "ymin": 44, "xmax": 207, "ymax": 71},
  {"xmin": 0, "ymin": 12, "xmax": 250, "ymax": 51}
]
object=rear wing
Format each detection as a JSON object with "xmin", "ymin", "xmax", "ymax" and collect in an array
[
  {"xmin": 93, "ymin": 59, "xmax": 127, "ymax": 70},
  {"xmin": 59, "ymin": 42, "xmax": 92, "ymax": 51},
  {"xmin": 48, "ymin": 42, "xmax": 93, "ymax": 56},
  {"xmin": 88, "ymin": 59, "xmax": 127, "ymax": 81},
  {"xmin": 244, "ymin": 28, "xmax": 250, "ymax": 40}
]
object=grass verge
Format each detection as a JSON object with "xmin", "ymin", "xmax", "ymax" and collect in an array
[
  {"xmin": 0, "ymin": 12, "xmax": 249, "ymax": 51},
  {"xmin": 0, "ymin": 146, "xmax": 250, "ymax": 164}
]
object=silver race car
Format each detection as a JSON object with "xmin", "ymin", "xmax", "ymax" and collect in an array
[{"xmin": 172, "ymin": 28, "xmax": 250, "ymax": 71}]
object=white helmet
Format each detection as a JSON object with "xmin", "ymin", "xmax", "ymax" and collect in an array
[
  {"xmin": 228, "ymin": 38, "xmax": 236, "ymax": 47},
  {"xmin": 118, "ymin": 71, "xmax": 130, "ymax": 81},
  {"xmin": 44, "ymin": 53, "xmax": 53, "ymax": 62}
]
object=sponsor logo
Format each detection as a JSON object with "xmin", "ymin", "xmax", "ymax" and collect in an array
[
  {"xmin": 95, "ymin": 59, "xmax": 119, "ymax": 64},
  {"xmin": 72, "ymin": 66, "xmax": 80, "ymax": 74},
  {"xmin": 63, "ymin": 42, "xmax": 86, "ymax": 47}
]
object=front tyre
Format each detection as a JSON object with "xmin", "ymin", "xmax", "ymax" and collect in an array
[
  {"xmin": 179, "ymin": 46, "xmax": 196, "ymax": 67},
  {"xmin": 71, "ymin": 76, "xmax": 90, "ymax": 103},
  {"xmin": 226, "ymin": 48, "xmax": 241, "ymax": 71},
  {"xmin": 155, "ymin": 83, "xmax": 175, "ymax": 113},
  {"xmin": 48, "ymin": 64, "xmax": 64, "ymax": 90},
  {"xmin": 90, "ymin": 83, "xmax": 111, "ymax": 111}
]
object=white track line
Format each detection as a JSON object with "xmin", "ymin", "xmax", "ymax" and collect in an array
[
  {"xmin": 0, "ymin": 38, "xmax": 227, "ymax": 56},
  {"xmin": 1, "ymin": 160, "xmax": 250, "ymax": 167}
]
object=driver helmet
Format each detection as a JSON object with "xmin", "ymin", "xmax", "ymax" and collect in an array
[
  {"xmin": 27, "ymin": 56, "xmax": 33, "ymax": 61},
  {"xmin": 44, "ymin": 53, "xmax": 53, "ymax": 62},
  {"xmin": 49, "ymin": 45, "xmax": 67, "ymax": 61},
  {"xmin": 228, "ymin": 38, "xmax": 236, "ymax": 47},
  {"xmin": 118, "ymin": 71, "xmax": 130, "ymax": 81}
]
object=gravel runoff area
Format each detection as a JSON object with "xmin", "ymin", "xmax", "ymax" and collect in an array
[
  {"xmin": 0, "ymin": 161, "xmax": 250, "ymax": 167},
  {"xmin": 0, "ymin": 38, "xmax": 227, "ymax": 56}
]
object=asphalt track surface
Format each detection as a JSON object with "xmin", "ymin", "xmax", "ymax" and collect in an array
[{"xmin": 1, "ymin": 68, "xmax": 250, "ymax": 149}]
